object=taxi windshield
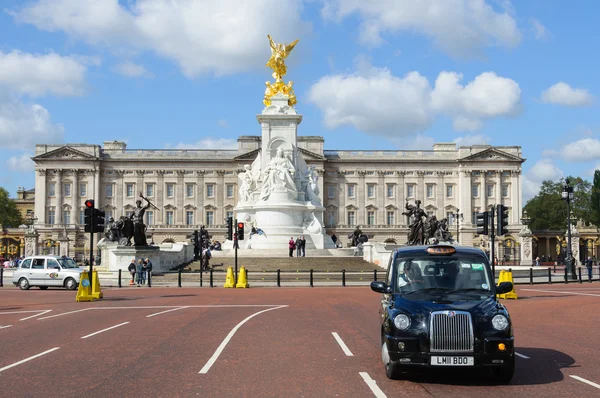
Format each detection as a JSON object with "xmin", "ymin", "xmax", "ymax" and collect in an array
[
  {"xmin": 393, "ymin": 256, "xmax": 492, "ymax": 296},
  {"xmin": 57, "ymin": 258, "xmax": 79, "ymax": 269}
]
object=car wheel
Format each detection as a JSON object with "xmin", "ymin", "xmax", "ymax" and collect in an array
[
  {"xmin": 18, "ymin": 278, "xmax": 30, "ymax": 290},
  {"xmin": 64, "ymin": 278, "xmax": 77, "ymax": 290},
  {"xmin": 491, "ymin": 355, "xmax": 515, "ymax": 384},
  {"xmin": 39, "ymin": 286, "xmax": 48, "ymax": 290},
  {"xmin": 382, "ymin": 341, "xmax": 402, "ymax": 380}
]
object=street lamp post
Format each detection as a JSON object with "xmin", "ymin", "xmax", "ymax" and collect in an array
[
  {"xmin": 561, "ymin": 179, "xmax": 577, "ymax": 280},
  {"xmin": 452, "ymin": 209, "xmax": 464, "ymax": 244}
]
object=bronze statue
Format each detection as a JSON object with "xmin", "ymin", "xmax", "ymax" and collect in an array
[
  {"xmin": 403, "ymin": 200, "xmax": 426, "ymax": 245},
  {"xmin": 120, "ymin": 215, "xmax": 134, "ymax": 246},
  {"xmin": 131, "ymin": 197, "xmax": 150, "ymax": 246}
]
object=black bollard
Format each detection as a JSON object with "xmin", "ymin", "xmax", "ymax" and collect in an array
[
  {"xmin": 564, "ymin": 266, "xmax": 568, "ymax": 284},
  {"xmin": 277, "ymin": 269, "xmax": 281, "ymax": 287},
  {"xmin": 200, "ymin": 270, "xmax": 203, "ymax": 287},
  {"xmin": 578, "ymin": 267, "xmax": 582, "ymax": 284},
  {"xmin": 210, "ymin": 268, "xmax": 214, "ymax": 287},
  {"xmin": 342, "ymin": 269, "xmax": 346, "ymax": 287},
  {"xmin": 0, "ymin": 268, "xmax": 3, "ymax": 288},
  {"xmin": 374, "ymin": 269, "xmax": 377, "ymax": 282},
  {"xmin": 118, "ymin": 269, "xmax": 122, "ymax": 288},
  {"xmin": 529, "ymin": 268, "xmax": 533, "ymax": 285},
  {"xmin": 310, "ymin": 269, "xmax": 313, "ymax": 287},
  {"xmin": 178, "ymin": 268, "xmax": 182, "ymax": 288},
  {"xmin": 148, "ymin": 271, "xmax": 152, "ymax": 288},
  {"xmin": 548, "ymin": 267, "xmax": 552, "ymax": 284}
]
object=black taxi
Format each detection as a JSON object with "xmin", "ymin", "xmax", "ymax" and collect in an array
[{"xmin": 371, "ymin": 244, "xmax": 515, "ymax": 382}]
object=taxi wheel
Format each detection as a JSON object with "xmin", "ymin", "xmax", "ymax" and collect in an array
[
  {"xmin": 39, "ymin": 286, "xmax": 48, "ymax": 290},
  {"xmin": 18, "ymin": 278, "xmax": 30, "ymax": 290},
  {"xmin": 65, "ymin": 278, "xmax": 77, "ymax": 290},
  {"xmin": 382, "ymin": 342, "xmax": 402, "ymax": 380},
  {"xmin": 491, "ymin": 355, "xmax": 515, "ymax": 384}
]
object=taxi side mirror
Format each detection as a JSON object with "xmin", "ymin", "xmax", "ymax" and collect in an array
[
  {"xmin": 496, "ymin": 281, "xmax": 513, "ymax": 295},
  {"xmin": 370, "ymin": 281, "xmax": 390, "ymax": 294}
]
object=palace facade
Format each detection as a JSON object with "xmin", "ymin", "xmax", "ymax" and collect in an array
[{"xmin": 31, "ymin": 138, "xmax": 525, "ymax": 261}]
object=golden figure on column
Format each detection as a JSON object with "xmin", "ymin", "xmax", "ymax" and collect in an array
[{"xmin": 264, "ymin": 34, "xmax": 299, "ymax": 107}]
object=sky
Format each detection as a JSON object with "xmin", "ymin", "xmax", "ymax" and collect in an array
[{"xmin": 0, "ymin": 0, "xmax": 598, "ymax": 204}]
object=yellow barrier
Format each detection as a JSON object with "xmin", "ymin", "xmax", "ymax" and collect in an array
[
  {"xmin": 223, "ymin": 266, "xmax": 235, "ymax": 288},
  {"xmin": 76, "ymin": 271, "xmax": 103, "ymax": 302},
  {"xmin": 497, "ymin": 270, "xmax": 518, "ymax": 300},
  {"xmin": 236, "ymin": 266, "xmax": 249, "ymax": 288}
]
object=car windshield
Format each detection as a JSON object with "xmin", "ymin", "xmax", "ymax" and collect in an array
[
  {"xmin": 57, "ymin": 258, "xmax": 79, "ymax": 269},
  {"xmin": 393, "ymin": 256, "xmax": 492, "ymax": 296}
]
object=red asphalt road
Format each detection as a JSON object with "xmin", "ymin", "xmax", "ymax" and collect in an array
[{"xmin": 1, "ymin": 284, "xmax": 600, "ymax": 397}]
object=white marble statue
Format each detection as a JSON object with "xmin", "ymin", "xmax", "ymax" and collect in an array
[
  {"xmin": 260, "ymin": 147, "xmax": 297, "ymax": 200},
  {"xmin": 238, "ymin": 165, "xmax": 256, "ymax": 203},
  {"xmin": 303, "ymin": 212, "xmax": 323, "ymax": 234},
  {"xmin": 304, "ymin": 166, "xmax": 320, "ymax": 203}
]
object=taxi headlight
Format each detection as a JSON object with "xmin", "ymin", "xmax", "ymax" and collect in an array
[
  {"xmin": 393, "ymin": 314, "xmax": 411, "ymax": 330},
  {"xmin": 492, "ymin": 315, "xmax": 509, "ymax": 331}
]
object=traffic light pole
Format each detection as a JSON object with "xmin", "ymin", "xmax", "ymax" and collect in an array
[
  {"xmin": 234, "ymin": 218, "xmax": 238, "ymax": 284},
  {"xmin": 89, "ymin": 229, "xmax": 94, "ymax": 278},
  {"xmin": 490, "ymin": 207, "xmax": 496, "ymax": 280}
]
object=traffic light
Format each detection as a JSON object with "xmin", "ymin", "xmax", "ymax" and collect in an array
[
  {"xmin": 84, "ymin": 200, "xmax": 94, "ymax": 233},
  {"xmin": 476, "ymin": 211, "xmax": 489, "ymax": 235},
  {"xmin": 237, "ymin": 222, "xmax": 245, "ymax": 240},
  {"xmin": 93, "ymin": 208, "xmax": 105, "ymax": 233},
  {"xmin": 189, "ymin": 230, "xmax": 200, "ymax": 260},
  {"xmin": 496, "ymin": 204, "xmax": 509, "ymax": 236},
  {"xmin": 226, "ymin": 217, "xmax": 233, "ymax": 240}
]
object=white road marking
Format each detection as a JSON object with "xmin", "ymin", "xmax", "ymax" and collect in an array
[
  {"xmin": 359, "ymin": 372, "xmax": 387, "ymax": 398},
  {"xmin": 0, "ymin": 325, "xmax": 12, "ymax": 329},
  {"xmin": 93, "ymin": 305, "xmax": 285, "ymax": 310},
  {"xmin": 570, "ymin": 375, "xmax": 600, "ymax": 390},
  {"xmin": 199, "ymin": 305, "xmax": 288, "ymax": 374},
  {"xmin": 38, "ymin": 308, "xmax": 92, "ymax": 320},
  {"xmin": 0, "ymin": 310, "xmax": 50, "ymax": 315},
  {"xmin": 332, "ymin": 332, "xmax": 354, "ymax": 356},
  {"xmin": 0, "ymin": 347, "xmax": 60, "ymax": 373},
  {"xmin": 515, "ymin": 352, "xmax": 530, "ymax": 359},
  {"xmin": 146, "ymin": 306, "xmax": 188, "ymax": 318},
  {"xmin": 522, "ymin": 289, "xmax": 600, "ymax": 297},
  {"xmin": 20, "ymin": 310, "xmax": 52, "ymax": 321},
  {"xmin": 81, "ymin": 322, "xmax": 130, "ymax": 339}
]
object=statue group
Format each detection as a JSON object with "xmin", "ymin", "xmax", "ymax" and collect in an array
[
  {"xmin": 402, "ymin": 200, "xmax": 452, "ymax": 245},
  {"xmin": 104, "ymin": 195, "xmax": 156, "ymax": 247}
]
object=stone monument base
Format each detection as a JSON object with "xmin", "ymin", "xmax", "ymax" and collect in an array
[{"xmin": 98, "ymin": 240, "xmax": 194, "ymax": 272}]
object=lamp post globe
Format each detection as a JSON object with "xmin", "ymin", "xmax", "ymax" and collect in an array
[{"xmin": 562, "ymin": 179, "xmax": 577, "ymax": 280}]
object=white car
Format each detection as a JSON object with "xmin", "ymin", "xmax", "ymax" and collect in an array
[{"xmin": 12, "ymin": 255, "xmax": 84, "ymax": 290}]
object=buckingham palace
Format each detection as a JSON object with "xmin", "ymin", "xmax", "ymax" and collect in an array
[{"xmin": 30, "ymin": 137, "xmax": 524, "ymax": 260}]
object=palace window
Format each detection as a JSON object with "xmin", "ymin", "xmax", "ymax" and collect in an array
[
  {"xmin": 427, "ymin": 211, "xmax": 434, "ymax": 218},
  {"xmin": 387, "ymin": 184, "xmax": 394, "ymax": 198},
  {"xmin": 347, "ymin": 211, "xmax": 355, "ymax": 226},
  {"xmin": 347, "ymin": 185, "xmax": 356, "ymax": 199},
  {"xmin": 367, "ymin": 211, "xmax": 375, "ymax": 225},
  {"xmin": 106, "ymin": 184, "xmax": 113, "ymax": 198},
  {"xmin": 406, "ymin": 184, "xmax": 415, "ymax": 198},
  {"xmin": 367, "ymin": 184, "xmax": 376, "ymax": 198},
  {"xmin": 166, "ymin": 183, "xmax": 175, "ymax": 198},
  {"xmin": 63, "ymin": 183, "xmax": 71, "ymax": 197},
  {"xmin": 126, "ymin": 184, "xmax": 135, "ymax": 197},
  {"xmin": 487, "ymin": 184, "xmax": 495, "ymax": 197},
  {"xmin": 146, "ymin": 184, "xmax": 154, "ymax": 197},
  {"xmin": 105, "ymin": 211, "xmax": 113, "ymax": 221},
  {"xmin": 165, "ymin": 211, "xmax": 174, "ymax": 225},
  {"xmin": 48, "ymin": 210, "xmax": 55, "ymax": 225},
  {"xmin": 387, "ymin": 211, "xmax": 395, "ymax": 226},
  {"xmin": 79, "ymin": 211, "xmax": 85, "ymax": 225},
  {"xmin": 79, "ymin": 183, "xmax": 87, "ymax": 197},
  {"xmin": 328, "ymin": 211, "xmax": 336, "ymax": 226},
  {"xmin": 226, "ymin": 184, "xmax": 234, "ymax": 198},
  {"xmin": 446, "ymin": 184, "xmax": 453, "ymax": 198},
  {"xmin": 205, "ymin": 211, "xmax": 214, "ymax": 226},
  {"xmin": 471, "ymin": 184, "xmax": 479, "ymax": 198},
  {"xmin": 206, "ymin": 184, "xmax": 215, "ymax": 198},
  {"xmin": 328, "ymin": 185, "xmax": 335, "ymax": 199},
  {"xmin": 502, "ymin": 184, "xmax": 510, "ymax": 197},
  {"xmin": 447, "ymin": 212, "xmax": 454, "ymax": 226},
  {"xmin": 186, "ymin": 211, "xmax": 194, "ymax": 226},
  {"xmin": 63, "ymin": 209, "xmax": 70, "ymax": 225},
  {"xmin": 426, "ymin": 184, "xmax": 434, "ymax": 198},
  {"xmin": 186, "ymin": 184, "xmax": 194, "ymax": 198},
  {"xmin": 48, "ymin": 183, "xmax": 56, "ymax": 197},
  {"xmin": 146, "ymin": 211, "xmax": 153, "ymax": 226},
  {"xmin": 472, "ymin": 211, "xmax": 478, "ymax": 224},
  {"xmin": 226, "ymin": 211, "xmax": 233, "ymax": 220}
]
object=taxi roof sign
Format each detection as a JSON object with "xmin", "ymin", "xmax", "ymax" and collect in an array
[{"xmin": 427, "ymin": 246, "xmax": 456, "ymax": 255}]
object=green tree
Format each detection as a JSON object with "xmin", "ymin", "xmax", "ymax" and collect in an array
[
  {"xmin": 591, "ymin": 170, "xmax": 600, "ymax": 226},
  {"xmin": 524, "ymin": 176, "xmax": 592, "ymax": 231},
  {"xmin": 0, "ymin": 187, "xmax": 23, "ymax": 228}
]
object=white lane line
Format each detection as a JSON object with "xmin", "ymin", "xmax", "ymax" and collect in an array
[
  {"xmin": 359, "ymin": 372, "xmax": 387, "ymax": 398},
  {"xmin": 521, "ymin": 289, "xmax": 600, "ymax": 297},
  {"xmin": 0, "ymin": 325, "xmax": 12, "ymax": 329},
  {"xmin": 81, "ymin": 322, "xmax": 130, "ymax": 340},
  {"xmin": 0, "ymin": 310, "xmax": 49, "ymax": 315},
  {"xmin": 199, "ymin": 305, "xmax": 288, "ymax": 374},
  {"xmin": 515, "ymin": 352, "xmax": 530, "ymax": 359},
  {"xmin": 39, "ymin": 308, "xmax": 92, "ymax": 320},
  {"xmin": 332, "ymin": 332, "xmax": 354, "ymax": 356},
  {"xmin": 570, "ymin": 375, "xmax": 600, "ymax": 390},
  {"xmin": 94, "ymin": 305, "xmax": 285, "ymax": 310},
  {"xmin": 0, "ymin": 347, "xmax": 60, "ymax": 373},
  {"xmin": 20, "ymin": 310, "xmax": 52, "ymax": 321},
  {"xmin": 146, "ymin": 306, "xmax": 188, "ymax": 318}
]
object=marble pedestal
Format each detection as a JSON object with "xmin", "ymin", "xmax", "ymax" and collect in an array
[{"xmin": 98, "ymin": 240, "xmax": 194, "ymax": 272}]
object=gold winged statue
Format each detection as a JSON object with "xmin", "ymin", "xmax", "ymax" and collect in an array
[{"xmin": 264, "ymin": 34, "xmax": 299, "ymax": 107}]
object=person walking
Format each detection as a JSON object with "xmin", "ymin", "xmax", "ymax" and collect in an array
[
  {"xmin": 300, "ymin": 235, "xmax": 306, "ymax": 257},
  {"xmin": 331, "ymin": 234, "xmax": 337, "ymax": 248},
  {"xmin": 295, "ymin": 236, "xmax": 302, "ymax": 257},
  {"xmin": 586, "ymin": 256, "xmax": 593, "ymax": 281},
  {"xmin": 135, "ymin": 259, "xmax": 144, "ymax": 286},
  {"xmin": 141, "ymin": 259, "xmax": 148, "ymax": 285},
  {"xmin": 535, "ymin": 257, "xmax": 540, "ymax": 267},
  {"xmin": 288, "ymin": 237, "xmax": 295, "ymax": 257},
  {"xmin": 145, "ymin": 258, "xmax": 153, "ymax": 286},
  {"xmin": 128, "ymin": 259, "xmax": 136, "ymax": 285}
]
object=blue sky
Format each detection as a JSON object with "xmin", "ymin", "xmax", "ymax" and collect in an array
[{"xmin": 0, "ymin": 0, "xmax": 598, "ymax": 203}]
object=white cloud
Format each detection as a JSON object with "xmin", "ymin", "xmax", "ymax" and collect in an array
[
  {"xmin": 321, "ymin": 0, "xmax": 521, "ymax": 57},
  {"xmin": 541, "ymin": 82, "xmax": 594, "ymax": 107},
  {"xmin": 530, "ymin": 18, "xmax": 549, "ymax": 40},
  {"xmin": 7, "ymin": 153, "xmax": 35, "ymax": 172},
  {"xmin": 115, "ymin": 61, "xmax": 152, "ymax": 78},
  {"xmin": 168, "ymin": 138, "xmax": 237, "ymax": 150},
  {"xmin": 561, "ymin": 138, "xmax": 600, "ymax": 162},
  {"xmin": 217, "ymin": 120, "xmax": 229, "ymax": 128},
  {"xmin": 307, "ymin": 60, "xmax": 521, "ymax": 137},
  {"xmin": 453, "ymin": 134, "xmax": 491, "ymax": 147},
  {"xmin": 0, "ymin": 50, "xmax": 88, "ymax": 97},
  {"xmin": 0, "ymin": 99, "xmax": 64, "ymax": 150},
  {"xmin": 522, "ymin": 159, "xmax": 564, "ymax": 201},
  {"xmin": 11, "ymin": 0, "xmax": 310, "ymax": 78}
]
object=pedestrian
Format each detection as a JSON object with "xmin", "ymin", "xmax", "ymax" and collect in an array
[
  {"xmin": 535, "ymin": 257, "xmax": 540, "ymax": 267},
  {"xmin": 145, "ymin": 258, "xmax": 153, "ymax": 285},
  {"xmin": 295, "ymin": 236, "xmax": 302, "ymax": 257},
  {"xmin": 288, "ymin": 237, "xmax": 295, "ymax": 257},
  {"xmin": 300, "ymin": 235, "xmax": 306, "ymax": 257},
  {"xmin": 136, "ymin": 259, "xmax": 144, "ymax": 286},
  {"xmin": 202, "ymin": 246, "xmax": 211, "ymax": 271},
  {"xmin": 331, "ymin": 234, "xmax": 337, "ymax": 248},
  {"xmin": 141, "ymin": 260, "xmax": 148, "ymax": 285},
  {"xmin": 586, "ymin": 256, "xmax": 593, "ymax": 281},
  {"xmin": 128, "ymin": 259, "xmax": 136, "ymax": 285}
]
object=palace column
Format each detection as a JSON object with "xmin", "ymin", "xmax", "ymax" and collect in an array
[
  {"xmin": 458, "ymin": 168, "xmax": 472, "ymax": 225},
  {"xmin": 495, "ymin": 170, "xmax": 502, "ymax": 208},
  {"xmin": 377, "ymin": 171, "xmax": 385, "ymax": 224},
  {"xmin": 481, "ymin": 169, "xmax": 487, "ymax": 211},
  {"xmin": 417, "ymin": 171, "xmax": 425, "ymax": 203},
  {"xmin": 35, "ymin": 169, "xmax": 47, "ymax": 224},
  {"xmin": 511, "ymin": 169, "xmax": 521, "ymax": 224},
  {"xmin": 176, "ymin": 170, "xmax": 185, "ymax": 224},
  {"xmin": 216, "ymin": 170, "xmax": 226, "ymax": 225},
  {"xmin": 155, "ymin": 171, "xmax": 165, "ymax": 224},
  {"xmin": 115, "ymin": 170, "xmax": 125, "ymax": 218},
  {"xmin": 397, "ymin": 171, "xmax": 405, "ymax": 224},
  {"xmin": 197, "ymin": 171, "xmax": 205, "ymax": 222},
  {"xmin": 357, "ymin": 170, "xmax": 366, "ymax": 225},
  {"xmin": 337, "ymin": 171, "xmax": 346, "ymax": 226},
  {"xmin": 93, "ymin": 168, "xmax": 100, "ymax": 206},
  {"xmin": 72, "ymin": 169, "xmax": 79, "ymax": 225}
]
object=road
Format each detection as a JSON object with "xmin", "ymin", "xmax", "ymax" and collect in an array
[{"xmin": 1, "ymin": 284, "xmax": 600, "ymax": 397}]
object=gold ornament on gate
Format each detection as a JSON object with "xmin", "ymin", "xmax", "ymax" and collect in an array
[{"xmin": 264, "ymin": 34, "xmax": 299, "ymax": 107}]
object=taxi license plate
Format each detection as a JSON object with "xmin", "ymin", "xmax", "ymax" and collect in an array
[{"xmin": 431, "ymin": 356, "xmax": 474, "ymax": 366}]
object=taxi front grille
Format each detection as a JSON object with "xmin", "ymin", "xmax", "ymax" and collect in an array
[{"xmin": 429, "ymin": 311, "xmax": 474, "ymax": 353}]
